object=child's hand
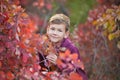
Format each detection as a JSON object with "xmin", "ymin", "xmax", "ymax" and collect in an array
[{"xmin": 46, "ymin": 53, "xmax": 57, "ymax": 64}]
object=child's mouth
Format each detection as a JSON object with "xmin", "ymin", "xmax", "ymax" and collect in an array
[{"xmin": 51, "ymin": 35, "xmax": 58, "ymax": 38}]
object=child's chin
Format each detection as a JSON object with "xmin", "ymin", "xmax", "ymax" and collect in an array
[
  {"xmin": 50, "ymin": 39, "xmax": 59, "ymax": 43},
  {"xmin": 51, "ymin": 40, "xmax": 58, "ymax": 43}
]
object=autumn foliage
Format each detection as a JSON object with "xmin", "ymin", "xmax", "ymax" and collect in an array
[
  {"xmin": 73, "ymin": 0, "xmax": 120, "ymax": 80},
  {"xmin": 0, "ymin": 0, "xmax": 42, "ymax": 79},
  {"xmin": 0, "ymin": 0, "xmax": 85, "ymax": 80},
  {"xmin": 0, "ymin": 0, "xmax": 120, "ymax": 80}
]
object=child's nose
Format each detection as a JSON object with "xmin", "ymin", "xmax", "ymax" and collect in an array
[{"xmin": 53, "ymin": 30, "xmax": 58, "ymax": 34}]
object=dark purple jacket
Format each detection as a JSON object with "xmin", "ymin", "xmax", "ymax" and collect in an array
[
  {"xmin": 60, "ymin": 38, "xmax": 88, "ymax": 80},
  {"xmin": 60, "ymin": 38, "xmax": 81, "ymax": 59},
  {"xmin": 39, "ymin": 38, "xmax": 88, "ymax": 80}
]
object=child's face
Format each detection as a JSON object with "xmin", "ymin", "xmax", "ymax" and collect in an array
[{"xmin": 47, "ymin": 24, "xmax": 68, "ymax": 43}]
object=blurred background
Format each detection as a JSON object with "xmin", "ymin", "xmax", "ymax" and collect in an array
[
  {"xmin": 20, "ymin": 0, "xmax": 97, "ymax": 33},
  {"xmin": 1, "ymin": 0, "xmax": 120, "ymax": 80}
]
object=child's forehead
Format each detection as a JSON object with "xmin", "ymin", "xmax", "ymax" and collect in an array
[
  {"xmin": 49, "ymin": 23, "xmax": 66, "ymax": 27},
  {"xmin": 48, "ymin": 24, "xmax": 66, "ymax": 29}
]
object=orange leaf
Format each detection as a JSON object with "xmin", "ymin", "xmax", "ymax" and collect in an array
[
  {"xmin": 46, "ymin": 72, "xmax": 54, "ymax": 80},
  {"xmin": 70, "ymin": 53, "xmax": 78, "ymax": 61},
  {"xmin": 56, "ymin": 59, "xmax": 63, "ymax": 65},
  {"xmin": 65, "ymin": 49, "xmax": 71, "ymax": 57},
  {"xmin": 75, "ymin": 60, "xmax": 84, "ymax": 70},
  {"xmin": 69, "ymin": 72, "xmax": 83, "ymax": 80},
  {"xmin": 27, "ymin": 47, "xmax": 35, "ymax": 53},
  {"xmin": 19, "ymin": 42, "xmax": 26, "ymax": 49},
  {"xmin": 0, "ymin": 61, "xmax": 2, "ymax": 68},
  {"xmin": 59, "ymin": 52, "xmax": 65, "ymax": 59},
  {"xmin": 21, "ymin": 13, "xmax": 28, "ymax": 18}
]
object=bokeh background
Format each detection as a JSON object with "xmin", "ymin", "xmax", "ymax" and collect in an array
[{"xmin": 0, "ymin": 0, "xmax": 120, "ymax": 80}]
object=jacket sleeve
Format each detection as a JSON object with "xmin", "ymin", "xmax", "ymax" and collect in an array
[{"xmin": 60, "ymin": 39, "xmax": 88, "ymax": 80}]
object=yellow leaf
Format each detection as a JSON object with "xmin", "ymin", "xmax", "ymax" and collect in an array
[
  {"xmin": 103, "ymin": 22, "xmax": 109, "ymax": 30},
  {"xmin": 21, "ymin": 13, "xmax": 28, "ymax": 18},
  {"xmin": 92, "ymin": 20, "xmax": 98, "ymax": 25},
  {"xmin": 108, "ymin": 33, "xmax": 115, "ymax": 40},
  {"xmin": 106, "ymin": 9, "xmax": 114, "ymax": 14},
  {"xmin": 107, "ymin": 21, "xmax": 115, "ymax": 33}
]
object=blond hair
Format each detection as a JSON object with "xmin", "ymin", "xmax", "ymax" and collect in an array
[{"xmin": 49, "ymin": 14, "xmax": 70, "ymax": 31}]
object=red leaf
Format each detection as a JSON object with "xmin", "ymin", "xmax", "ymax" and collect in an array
[
  {"xmin": 0, "ymin": 47, "xmax": 4, "ymax": 53},
  {"xmin": 0, "ymin": 61, "xmax": 2, "ymax": 68},
  {"xmin": 8, "ymin": 57, "xmax": 16, "ymax": 66},
  {"xmin": 46, "ymin": 72, "xmax": 54, "ymax": 79},
  {"xmin": 19, "ymin": 42, "xmax": 26, "ymax": 49},
  {"xmin": 0, "ymin": 71, "xmax": 5, "ymax": 79},
  {"xmin": 33, "ymin": 63, "xmax": 41, "ymax": 71},
  {"xmin": 5, "ymin": 42, "xmax": 13, "ymax": 48},
  {"xmin": 6, "ymin": 71, "xmax": 15, "ymax": 80},
  {"xmin": 22, "ymin": 53, "xmax": 29, "ymax": 63}
]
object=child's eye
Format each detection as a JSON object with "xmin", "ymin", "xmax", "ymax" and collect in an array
[
  {"xmin": 58, "ymin": 29, "xmax": 63, "ymax": 32},
  {"xmin": 50, "ymin": 28, "xmax": 55, "ymax": 30}
]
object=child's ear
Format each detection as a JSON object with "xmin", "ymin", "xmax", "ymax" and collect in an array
[{"xmin": 64, "ymin": 31, "xmax": 69, "ymax": 38}]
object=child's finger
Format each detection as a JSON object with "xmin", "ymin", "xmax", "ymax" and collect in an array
[
  {"xmin": 46, "ymin": 54, "xmax": 57, "ymax": 64},
  {"xmin": 46, "ymin": 54, "xmax": 57, "ymax": 60},
  {"xmin": 47, "ymin": 58, "xmax": 56, "ymax": 64}
]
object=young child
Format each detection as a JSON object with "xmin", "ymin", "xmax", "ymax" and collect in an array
[{"xmin": 39, "ymin": 13, "xmax": 88, "ymax": 80}]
